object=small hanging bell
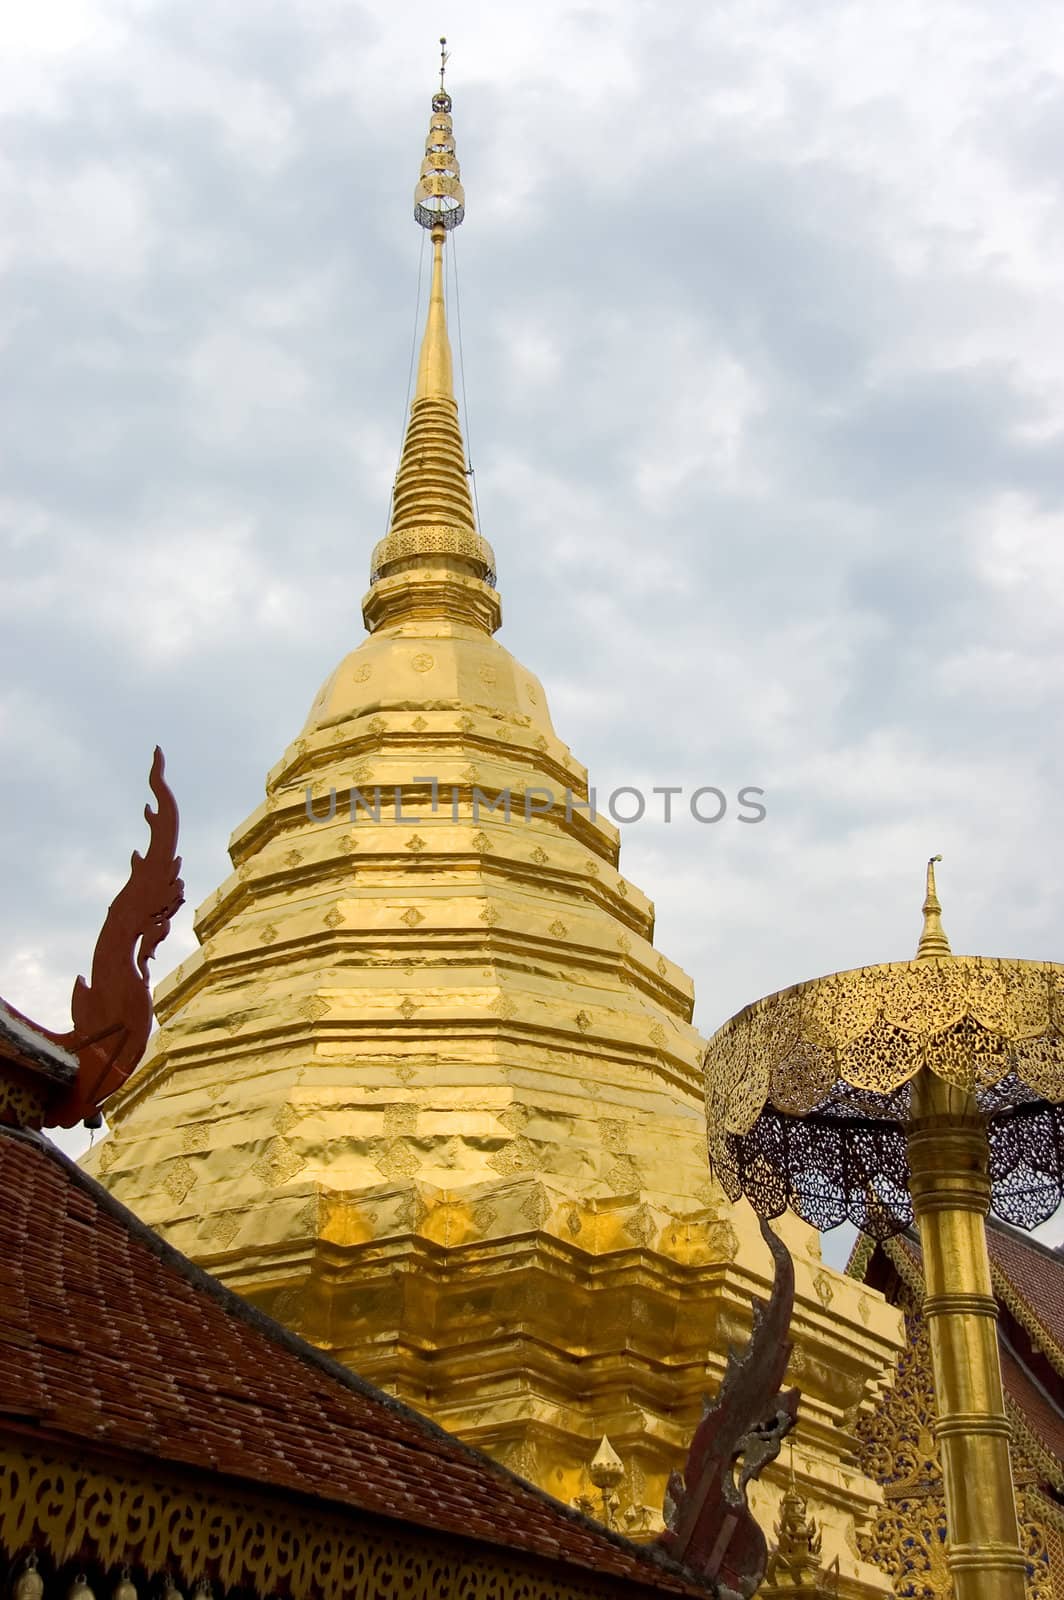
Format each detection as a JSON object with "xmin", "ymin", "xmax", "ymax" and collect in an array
[
  {"xmin": 67, "ymin": 1574, "xmax": 95, "ymax": 1600},
  {"xmin": 113, "ymin": 1570, "xmax": 138, "ymax": 1600},
  {"xmin": 15, "ymin": 1555, "xmax": 44, "ymax": 1600},
  {"xmin": 159, "ymin": 1579, "xmax": 183, "ymax": 1600}
]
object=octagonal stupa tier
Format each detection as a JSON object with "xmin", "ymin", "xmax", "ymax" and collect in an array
[{"xmin": 115, "ymin": 616, "xmax": 714, "ymax": 1236}]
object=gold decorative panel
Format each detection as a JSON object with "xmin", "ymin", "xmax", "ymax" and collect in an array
[
  {"xmin": 856, "ymin": 1280, "xmax": 1056, "ymax": 1598},
  {"xmin": 0, "ymin": 1443, "xmax": 637, "ymax": 1600}
]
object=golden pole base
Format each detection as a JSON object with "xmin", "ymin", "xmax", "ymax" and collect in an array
[{"xmin": 907, "ymin": 1070, "xmax": 1026, "ymax": 1600}]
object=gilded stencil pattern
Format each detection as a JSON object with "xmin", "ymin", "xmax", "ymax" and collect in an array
[
  {"xmin": 0, "ymin": 1076, "xmax": 49, "ymax": 1129},
  {"xmin": 856, "ymin": 1287, "xmax": 1054, "ymax": 1598},
  {"xmin": 0, "ymin": 1446, "xmax": 637, "ymax": 1600},
  {"xmin": 1045, "ymin": 1524, "xmax": 1064, "ymax": 1597},
  {"xmin": 370, "ymin": 523, "xmax": 496, "ymax": 574}
]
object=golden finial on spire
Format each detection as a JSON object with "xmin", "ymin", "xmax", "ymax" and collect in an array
[
  {"xmin": 363, "ymin": 50, "xmax": 498, "ymax": 636},
  {"xmin": 916, "ymin": 854, "xmax": 952, "ymax": 960},
  {"xmin": 414, "ymin": 49, "xmax": 465, "ymax": 232},
  {"xmin": 409, "ymin": 42, "xmax": 464, "ymax": 395}
]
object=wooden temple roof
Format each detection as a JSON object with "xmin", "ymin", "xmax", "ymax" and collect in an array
[
  {"xmin": 0, "ymin": 996, "xmax": 77, "ymax": 1082},
  {"xmin": 0, "ymin": 1122, "xmax": 711, "ymax": 1599}
]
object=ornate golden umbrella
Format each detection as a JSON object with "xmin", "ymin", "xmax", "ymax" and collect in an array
[{"xmin": 704, "ymin": 860, "xmax": 1064, "ymax": 1600}]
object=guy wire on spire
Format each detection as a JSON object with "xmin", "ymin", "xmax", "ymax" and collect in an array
[
  {"xmin": 448, "ymin": 227, "xmax": 482, "ymax": 536},
  {"xmin": 389, "ymin": 227, "xmax": 428, "ymax": 535}
]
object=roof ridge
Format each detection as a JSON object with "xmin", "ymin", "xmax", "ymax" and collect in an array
[
  {"xmin": 10, "ymin": 1124, "xmax": 705, "ymax": 1593},
  {"xmin": 0, "ymin": 997, "xmax": 77, "ymax": 1079}
]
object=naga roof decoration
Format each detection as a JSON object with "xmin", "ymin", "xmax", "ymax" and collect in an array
[
  {"xmin": 659, "ymin": 1216, "xmax": 800, "ymax": 1596},
  {"xmin": 0, "ymin": 749, "xmax": 182, "ymax": 1131}
]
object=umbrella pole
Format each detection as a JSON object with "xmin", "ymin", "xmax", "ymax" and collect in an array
[{"xmin": 907, "ymin": 1067, "xmax": 1026, "ymax": 1600}]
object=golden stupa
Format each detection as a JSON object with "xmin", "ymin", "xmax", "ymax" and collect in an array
[{"xmin": 85, "ymin": 65, "xmax": 903, "ymax": 1591}]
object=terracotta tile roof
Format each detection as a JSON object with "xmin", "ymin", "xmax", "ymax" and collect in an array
[
  {"xmin": 987, "ymin": 1222, "xmax": 1064, "ymax": 1374},
  {"xmin": 999, "ymin": 1343, "xmax": 1064, "ymax": 1471},
  {"xmin": 0, "ymin": 1126, "xmax": 707, "ymax": 1598}
]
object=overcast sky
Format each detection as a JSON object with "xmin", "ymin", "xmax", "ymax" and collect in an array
[{"xmin": 3, "ymin": 1, "xmax": 1063, "ymax": 1250}]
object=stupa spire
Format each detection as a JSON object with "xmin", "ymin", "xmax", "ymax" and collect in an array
[
  {"xmin": 364, "ymin": 48, "xmax": 500, "ymax": 636},
  {"xmin": 82, "ymin": 44, "xmax": 903, "ymax": 1568},
  {"xmin": 916, "ymin": 854, "xmax": 952, "ymax": 960}
]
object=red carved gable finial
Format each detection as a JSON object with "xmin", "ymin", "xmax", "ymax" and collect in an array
[{"xmin": 46, "ymin": 748, "xmax": 184, "ymax": 1127}]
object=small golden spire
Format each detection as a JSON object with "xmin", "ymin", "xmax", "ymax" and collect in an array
[
  {"xmin": 916, "ymin": 855, "xmax": 952, "ymax": 960},
  {"xmin": 588, "ymin": 1435, "xmax": 624, "ymax": 1529},
  {"xmin": 415, "ymin": 222, "xmax": 454, "ymax": 402},
  {"xmin": 765, "ymin": 1468, "xmax": 823, "ymax": 1589},
  {"xmin": 364, "ymin": 55, "xmax": 499, "ymax": 636}
]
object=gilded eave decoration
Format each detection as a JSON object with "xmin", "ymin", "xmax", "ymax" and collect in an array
[
  {"xmin": 704, "ymin": 956, "xmax": 1064, "ymax": 1237},
  {"xmin": 0, "ymin": 1444, "xmax": 651, "ymax": 1600}
]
